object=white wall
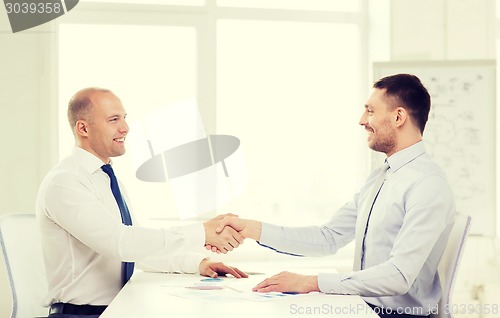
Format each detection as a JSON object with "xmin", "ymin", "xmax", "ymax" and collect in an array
[
  {"xmin": 0, "ymin": 1, "xmax": 497, "ymax": 317},
  {"xmin": 0, "ymin": 7, "xmax": 57, "ymax": 316},
  {"xmin": 391, "ymin": 0, "xmax": 495, "ymax": 60}
]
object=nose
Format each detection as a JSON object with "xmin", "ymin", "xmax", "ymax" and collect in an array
[
  {"xmin": 120, "ymin": 119, "xmax": 129, "ymax": 134},
  {"xmin": 359, "ymin": 111, "xmax": 367, "ymax": 126}
]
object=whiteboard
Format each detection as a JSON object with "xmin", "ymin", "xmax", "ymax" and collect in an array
[{"xmin": 373, "ymin": 60, "xmax": 496, "ymax": 236}]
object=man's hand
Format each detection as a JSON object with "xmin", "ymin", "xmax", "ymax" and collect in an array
[
  {"xmin": 205, "ymin": 216, "xmax": 262, "ymax": 253},
  {"xmin": 252, "ymin": 271, "xmax": 319, "ymax": 294},
  {"xmin": 215, "ymin": 216, "xmax": 262, "ymax": 240},
  {"xmin": 198, "ymin": 258, "xmax": 248, "ymax": 278},
  {"xmin": 204, "ymin": 214, "xmax": 244, "ymax": 254}
]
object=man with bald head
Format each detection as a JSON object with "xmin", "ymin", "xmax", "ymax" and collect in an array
[{"xmin": 36, "ymin": 88, "xmax": 246, "ymax": 317}]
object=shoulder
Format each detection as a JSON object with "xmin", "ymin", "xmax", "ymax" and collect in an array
[
  {"xmin": 417, "ymin": 154, "xmax": 451, "ymax": 186},
  {"xmin": 401, "ymin": 153, "xmax": 449, "ymax": 181},
  {"xmin": 402, "ymin": 154, "xmax": 455, "ymax": 205},
  {"xmin": 391, "ymin": 153, "xmax": 454, "ymax": 199},
  {"xmin": 39, "ymin": 156, "xmax": 96, "ymax": 194}
]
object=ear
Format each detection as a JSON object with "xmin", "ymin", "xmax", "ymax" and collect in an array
[
  {"xmin": 394, "ymin": 107, "xmax": 407, "ymax": 128},
  {"xmin": 75, "ymin": 120, "xmax": 89, "ymax": 137}
]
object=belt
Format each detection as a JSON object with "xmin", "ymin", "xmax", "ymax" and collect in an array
[
  {"xmin": 367, "ymin": 303, "xmax": 430, "ymax": 318},
  {"xmin": 49, "ymin": 303, "xmax": 108, "ymax": 316}
]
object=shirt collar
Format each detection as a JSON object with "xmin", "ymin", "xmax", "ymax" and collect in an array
[
  {"xmin": 71, "ymin": 147, "xmax": 109, "ymax": 175},
  {"xmin": 386, "ymin": 140, "xmax": 426, "ymax": 172}
]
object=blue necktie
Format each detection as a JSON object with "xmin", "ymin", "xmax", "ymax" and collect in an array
[{"xmin": 101, "ymin": 164, "xmax": 135, "ymax": 286}]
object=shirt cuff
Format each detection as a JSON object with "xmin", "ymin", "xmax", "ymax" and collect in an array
[
  {"xmin": 318, "ymin": 272, "xmax": 359, "ymax": 295},
  {"xmin": 258, "ymin": 222, "xmax": 280, "ymax": 246},
  {"xmin": 182, "ymin": 252, "xmax": 208, "ymax": 274},
  {"xmin": 179, "ymin": 222, "xmax": 205, "ymax": 251}
]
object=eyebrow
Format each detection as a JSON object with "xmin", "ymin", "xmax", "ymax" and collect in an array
[{"xmin": 108, "ymin": 113, "xmax": 127, "ymax": 119}]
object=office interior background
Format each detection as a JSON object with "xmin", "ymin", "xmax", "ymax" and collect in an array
[{"xmin": 1, "ymin": 0, "xmax": 499, "ymax": 317}]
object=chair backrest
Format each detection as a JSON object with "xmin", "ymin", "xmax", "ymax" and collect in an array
[
  {"xmin": 430, "ymin": 213, "xmax": 472, "ymax": 318},
  {"xmin": 0, "ymin": 213, "xmax": 48, "ymax": 318}
]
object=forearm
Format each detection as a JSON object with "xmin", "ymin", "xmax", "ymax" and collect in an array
[
  {"xmin": 318, "ymin": 261, "xmax": 410, "ymax": 296},
  {"xmin": 108, "ymin": 223, "xmax": 205, "ymax": 262},
  {"xmin": 256, "ymin": 199, "xmax": 358, "ymax": 256},
  {"xmin": 258, "ymin": 223, "xmax": 351, "ymax": 257},
  {"xmin": 137, "ymin": 251, "xmax": 206, "ymax": 274}
]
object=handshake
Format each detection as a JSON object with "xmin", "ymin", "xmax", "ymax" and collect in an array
[
  {"xmin": 203, "ymin": 214, "xmax": 261, "ymax": 254},
  {"xmin": 202, "ymin": 214, "xmax": 320, "ymax": 294}
]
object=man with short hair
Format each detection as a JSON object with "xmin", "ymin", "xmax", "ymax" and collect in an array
[
  {"xmin": 215, "ymin": 74, "xmax": 455, "ymax": 318},
  {"xmin": 37, "ymin": 88, "xmax": 246, "ymax": 317}
]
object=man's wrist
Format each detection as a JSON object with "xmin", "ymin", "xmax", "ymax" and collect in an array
[
  {"xmin": 247, "ymin": 220, "xmax": 262, "ymax": 241},
  {"xmin": 308, "ymin": 275, "xmax": 320, "ymax": 292}
]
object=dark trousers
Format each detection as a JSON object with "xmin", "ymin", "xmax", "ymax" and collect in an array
[
  {"xmin": 48, "ymin": 315, "xmax": 100, "ymax": 318},
  {"xmin": 367, "ymin": 303, "xmax": 431, "ymax": 318},
  {"xmin": 47, "ymin": 303, "xmax": 107, "ymax": 318}
]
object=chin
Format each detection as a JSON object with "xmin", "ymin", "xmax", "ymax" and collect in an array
[
  {"xmin": 368, "ymin": 143, "xmax": 384, "ymax": 154},
  {"xmin": 367, "ymin": 141, "xmax": 377, "ymax": 151},
  {"xmin": 112, "ymin": 150, "xmax": 126, "ymax": 157}
]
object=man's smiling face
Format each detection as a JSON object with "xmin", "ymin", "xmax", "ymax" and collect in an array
[{"xmin": 359, "ymin": 88, "xmax": 397, "ymax": 157}]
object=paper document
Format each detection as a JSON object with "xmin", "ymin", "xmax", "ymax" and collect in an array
[{"xmin": 160, "ymin": 275, "xmax": 309, "ymax": 303}]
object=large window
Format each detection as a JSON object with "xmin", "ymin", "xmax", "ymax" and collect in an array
[
  {"xmin": 216, "ymin": 19, "xmax": 364, "ymax": 225},
  {"xmin": 58, "ymin": 2, "xmax": 368, "ymax": 229},
  {"xmin": 59, "ymin": 23, "xmax": 198, "ymax": 222}
]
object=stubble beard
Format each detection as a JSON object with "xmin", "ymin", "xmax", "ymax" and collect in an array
[{"xmin": 369, "ymin": 120, "xmax": 396, "ymax": 155}]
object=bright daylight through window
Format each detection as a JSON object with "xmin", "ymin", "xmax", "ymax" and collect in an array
[{"xmin": 58, "ymin": 2, "xmax": 367, "ymax": 228}]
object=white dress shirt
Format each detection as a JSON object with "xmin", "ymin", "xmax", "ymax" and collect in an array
[
  {"xmin": 259, "ymin": 141, "xmax": 455, "ymax": 316},
  {"xmin": 36, "ymin": 147, "xmax": 206, "ymax": 306}
]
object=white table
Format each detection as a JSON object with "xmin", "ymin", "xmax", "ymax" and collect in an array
[{"xmin": 100, "ymin": 261, "xmax": 380, "ymax": 318}]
